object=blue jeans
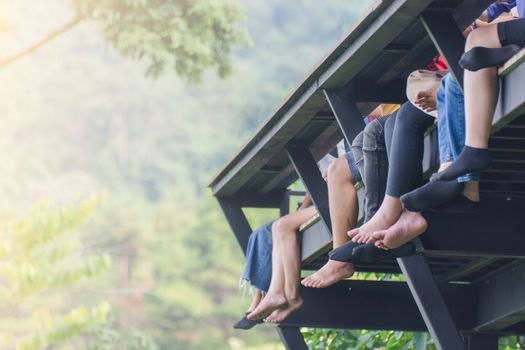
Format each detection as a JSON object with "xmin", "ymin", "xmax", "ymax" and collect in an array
[
  {"xmin": 436, "ymin": 74, "xmax": 480, "ymax": 182},
  {"xmin": 241, "ymin": 221, "xmax": 273, "ymax": 292}
]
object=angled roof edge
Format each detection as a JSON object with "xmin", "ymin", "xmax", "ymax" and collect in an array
[{"xmin": 208, "ymin": 0, "xmax": 387, "ymax": 192}]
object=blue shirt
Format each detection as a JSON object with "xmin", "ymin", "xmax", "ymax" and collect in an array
[{"xmin": 486, "ymin": 0, "xmax": 525, "ymax": 21}]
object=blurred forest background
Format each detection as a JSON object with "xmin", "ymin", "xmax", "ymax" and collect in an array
[{"xmin": 0, "ymin": 1, "xmax": 375, "ymax": 349}]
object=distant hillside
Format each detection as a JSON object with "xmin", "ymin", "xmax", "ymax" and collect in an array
[{"xmin": 0, "ymin": 1, "xmax": 371, "ymax": 349}]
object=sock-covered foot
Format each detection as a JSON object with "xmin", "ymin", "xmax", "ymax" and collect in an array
[
  {"xmin": 264, "ymin": 297, "xmax": 303, "ymax": 324},
  {"xmin": 301, "ymin": 260, "xmax": 354, "ymax": 288},
  {"xmin": 373, "ymin": 210, "xmax": 428, "ymax": 250},
  {"xmin": 233, "ymin": 314, "xmax": 263, "ymax": 329},
  {"xmin": 247, "ymin": 293, "xmax": 287, "ymax": 321},
  {"xmin": 431, "ymin": 194, "xmax": 480, "ymax": 213},
  {"xmin": 460, "ymin": 45, "xmax": 522, "ymax": 71},
  {"xmin": 433, "ymin": 146, "xmax": 491, "ymax": 181},
  {"xmin": 401, "ymin": 179, "xmax": 463, "ymax": 212},
  {"xmin": 327, "ymin": 240, "xmax": 360, "ymax": 262},
  {"xmin": 352, "ymin": 242, "xmax": 416, "ymax": 262}
]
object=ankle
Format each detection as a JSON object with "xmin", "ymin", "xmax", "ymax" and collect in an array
[
  {"xmin": 378, "ymin": 200, "xmax": 402, "ymax": 222},
  {"xmin": 466, "ymin": 142, "xmax": 488, "ymax": 150},
  {"xmin": 463, "ymin": 189, "xmax": 480, "ymax": 202}
]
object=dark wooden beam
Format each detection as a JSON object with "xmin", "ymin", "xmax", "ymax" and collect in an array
[
  {"xmin": 476, "ymin": 262, "xmax": 525, "ymax": 331},
  {"xmin": 217, "ymin": 197, "xmax": 252, "ymax": 254},
  {"xmin": 323, "ymin": 89, "xmax": 365, "ymax": 146},
  {"xmin": 420, "ymin": 10, "xmax": 466, "ymax": 87},
  {"xmin": 398, "ymin": 254, "xmax": 467, "ymax": 350},
  {"xmin": 286, "ymin": 142, "xmax": 331, "ymax": 233},
  {"xmin": 279, "ymin": 279, "xmax": 475, "ymax": 332},
  {"xmin": 229, "ymin": 188, "xmax": 285, "ymax": 208},
  {"xmin": 421, "ymin": 195, "xmax": 525, "ymax": 258},
  {"xmin": 276, "ymin": 327, "xmax": 308, "ymax": 350},
  {"xmin": 464, "ymin": 334, "xmax": 499, "ymax": 350}
]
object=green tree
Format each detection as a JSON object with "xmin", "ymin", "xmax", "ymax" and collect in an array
[
  {"xmin": 0, "ymin": 0, "xmax": 249, "ymax": 81},
  {"xmin": 0, "ymin": 195, "xmax": 157, "ymax": 350}
]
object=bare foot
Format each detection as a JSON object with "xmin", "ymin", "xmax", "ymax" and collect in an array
[
  {"xmin": 301, "ymin": 260, "xmax": 354, "ymax": 288},
  {"xmin": 414, "ymin": 89, "xmax": 437, "ymax": 113},
  {"xmin": 265, "ymin": 297, "xmax": 303, "ymax": 324},
  {"xmin": 247, "ymin": 293, "xmax": 287, "ymax": 321},
  {"xmin": 373, "ymin": 210, "xmax": 427, "ymax": 250},
  {"xmin": 246, "ymin": 292, "xmax": 262, "ymax": 314},
  {"xmin": 348, "ymin": 210, "xmax": 400, "ymax": 244}
]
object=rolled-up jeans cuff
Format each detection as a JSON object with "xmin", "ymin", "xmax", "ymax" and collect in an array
[
  {"xmin": 458, "ymin": 173, "xmax": 480, "ymax": 183},
  {"xmin": 345, "ymin": 152, "xmax": 362, "ymax": 182}
]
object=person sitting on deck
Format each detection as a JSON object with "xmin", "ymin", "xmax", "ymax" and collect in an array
[
  {"xmin": 301, "ymin": 105, "xmax": 395, "ymax": 288},
  {"xmin": 371, "ymin": 5, "xmax": 523, "ymax": 250},
  {"xmin": 347, "ymin": 99, "xmax": 438, "ymax": 246},
  {"xmin": 432, "ymin": 2, "xmax": 525, "ymax": 182},
  {"xmin": 234, "ymin": 220, "xmax": 273, "ymax": 329},
  {"xmin": 244, "ymin": 190, "xmax": 318, "ymax": 323}
]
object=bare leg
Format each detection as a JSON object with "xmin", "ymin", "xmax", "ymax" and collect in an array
[
  {"xmin": 302, "ymin": 157, "xmax": 356, "ymax": 288},
  {"xmin": 438, "ymin": 162, "xmax": 480, "ymax": 202},
  {"xmin": 348, "ymin": 195, "xmax": 402, "ymax": 244},
  {"xmin": 249, "ymin": 206, "xmax": 316, "ymax": 320},
  {"xmin": 373, "ymin": 210, "xmax": 428, "ymax": 250},
  {"xmin": 463, "ymin": 181, "xmax": 480, "ymax": 202},
  {"xmin": 436, "ymin": 24, "xmax": 502, "ymax": 181},
  {"xmin": 464, "ymin": 25, "xmax": 501, "ymax": 149},
  {"xmin": 247, "ymin": 221, "xmax": 287, "ymax": 320},
  {"xmin": 247, "ymin": 290, "xmax": 263, "ymax": 313}
]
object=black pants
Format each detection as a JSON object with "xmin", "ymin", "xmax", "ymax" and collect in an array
[
  {"xmin": 384, "ymin": 102, "xmax": 435, "ymax": 198},
  {"xmin": 498, "ymin": 18, "xmax": 525, "ymax": 47}
]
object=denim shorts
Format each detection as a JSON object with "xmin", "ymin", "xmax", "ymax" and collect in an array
[{"xmin": 345, "ymin": 151, "xmax": 362, "ymax": 182}]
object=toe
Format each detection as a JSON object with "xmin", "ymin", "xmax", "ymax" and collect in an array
[
  {"xmin": 373, "ymin": 230, "xmax": 387, "ymax": 240},
  {"xmin": 375, "ymin": 240, "xmax": 388, "ymax": 250},
  {"xmin": 348, "ymin": 228, "xmax": 359, "ymax": 238},
  {"xmin": 303, "ymin": 281, "xmax": 311, "ymax": 288}
]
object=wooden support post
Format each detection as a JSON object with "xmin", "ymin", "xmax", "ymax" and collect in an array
[
  {"xmin": 279, "ymin": 190, "xmax": 290, "ymax": 216},
  {"xmin": 398, "ymin": 254, "xmax": 466, "ymax": 350},
  {"xmin": 323, "ymin": 89, "xmax": 365, "ymax": 146},
  {"xmin": 286, "ymin": 142, "xmax": 331, "ymax": 233},
  {"xmin": 217, "ymin": 197, "xmax": 252, "ymax": 255},
  {"xmin": 277, "ymin": 326, "xmax": 308, "ymax": 350},
  {"xmin": 420, "ymin": 11, "xmax": 466, "ymax": 87},
  {"xmin": 464, "ymin": 334, "xmax": 498, "ymax": 350}
]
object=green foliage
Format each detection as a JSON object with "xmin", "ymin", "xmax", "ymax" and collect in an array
[
  {"xmin": 302, "ymin": 329, "xmax": 434, "ymax": 350},
  {"xmin": 0, "ymin": 1, "xmax": 416, "ymax": 349},
  {"xmin": 17, "ymin": 302, "xmax": 111, "ymax": 350},
  {"xmin": 500, "ymin": 336, "xmax": 525, "ymax": 349},
  {"xmin": 86, "ymin": 327, "xmax": 158, "ymax": 350},
  {"xmin": 0, "ymin": 196, "xmax": 113, "ymax": 349},
  {"xmin": 71, "ymin": 0, "xmax": 250, "ymax": 80}
]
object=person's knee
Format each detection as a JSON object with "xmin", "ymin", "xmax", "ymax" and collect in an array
[
  {"xmin": 363, "ymin": 119, "xmax": 386, "ymax": 149},
  {"xmin": 327, "ymin": 156, "xmax": 353, "ymax": 185},
  {"xmin": 465, "ymin": 27, "xmax": 491, "ymax": 50},
  {"xmin": 396, "ymin": 103, "xmax": 430, "ymax": 132},
  {"xmin": 352, "ymin": 131, "xmax": 364, "ymax": 150},
  {"xmin": 273, "ymin": 215, "xmax": 294, "ymax": 235}
]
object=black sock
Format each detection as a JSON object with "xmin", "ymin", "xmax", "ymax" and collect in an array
[
  {"xmin": 329, "ymin": 241, "xmax": 416, "ymax": 263},
  {"xmin": 233, "ymin": 315, "xmax": 263, "ymax": 330},
  {"xmin": 434, "ymin": 146, "xmax": 491, "ymax": 181},
  {"xmin": 328, "ymin": 241, "xmax": 359, "ymax": 262},
  {"xmin": 401, "ymin": 179, "xmax": 463, "ymax": 212},
  {"xmin": 459, "ymin": 45, "xmax": 522, "ymax": 71},
  {"xmin": 431, "ymin": 194, "xmax": 480, "ymax": 213},
  {"xmin": 352, "ymin": 242, "xmax": 416, "ymax": 262}
]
